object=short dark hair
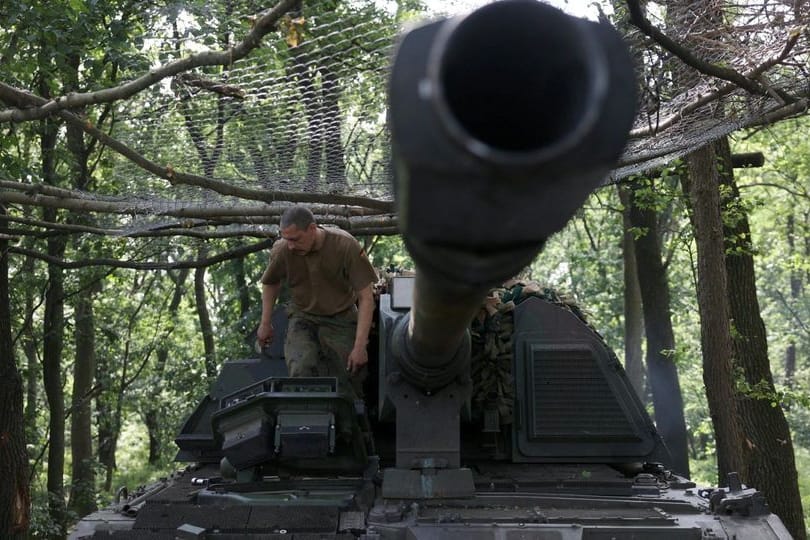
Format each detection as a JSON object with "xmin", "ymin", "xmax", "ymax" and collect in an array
[{"xmin": 280, "ymin": 205, "xmax": 315, "ymax": 230}]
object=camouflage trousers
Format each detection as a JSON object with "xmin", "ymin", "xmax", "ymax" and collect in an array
[{"xmin": 284, "ymin": 307, "xmax": 366, "ymax": 400}]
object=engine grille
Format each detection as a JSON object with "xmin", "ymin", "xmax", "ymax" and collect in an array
[{"xmin": 528, "ymin": 344, "xmax": 638, "ymax": 440}]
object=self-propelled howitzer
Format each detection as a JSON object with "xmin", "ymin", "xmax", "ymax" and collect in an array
[{"xmin": 71, "ymin": 1, "xmax": 792, "ymax": 539}]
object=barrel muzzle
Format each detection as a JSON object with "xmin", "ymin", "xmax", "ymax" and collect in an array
[{"xmin": 390, "ymin": 0, "xmax": 636, "ymax": 286}]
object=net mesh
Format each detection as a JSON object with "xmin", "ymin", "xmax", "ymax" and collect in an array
[{"xmin": 4, "ymin": 0, "xmax": 810, "ymax": 237}]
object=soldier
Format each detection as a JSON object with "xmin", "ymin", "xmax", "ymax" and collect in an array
[{"xmin": 258, "ymin": 205, "xmax": 377, "ymax": 398}]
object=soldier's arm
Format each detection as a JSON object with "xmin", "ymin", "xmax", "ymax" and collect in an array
[
  {"xmin": 348, "ymin": 284, "xmax": 374, "ymax": 373},
  {"xmin": 258, "ymin": 281, "xmax": 281, "ymax": 345}
]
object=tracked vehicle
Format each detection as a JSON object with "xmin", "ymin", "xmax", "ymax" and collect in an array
[{"xmin": 72, "ymin": 1, "xmax": 792, "ymax": 538}]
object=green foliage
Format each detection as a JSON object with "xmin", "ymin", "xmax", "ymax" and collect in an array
[
  {"xmin": 29, "ymin": 491, "xmax": 77, "ymax": 539},
  {"xmin": 107, "ymin": 418, "xmax": 179, "ymax": 497},
  {"xmin": 366, "ymin": 235, "xmax": 413, "ymax": 271},
  {"xmin": 689, "ymin": 455, "xmax": 719, "ymax": 487},
  {"xmin": 790, "ymin": 395, "xmax": 810, "ymax": 448},
  {"xmin": 533, "ymin": 187, "xmax": 626, "ymax": 349},
  {"xmin": 735, "ymin": 371, "xmax": 810, "ymax": 410},
  {"xmin": 628, "ymin": 162, "xmax": 687, "ymax": 213},
  {"xmin": 209, "ymin": 243, "xmax": 266, "ymax": 359},
  {"xmin": 796, "ymin": 446, "xmax": 810, "ymax": 529}
]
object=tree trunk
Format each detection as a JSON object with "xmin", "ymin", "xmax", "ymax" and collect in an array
[
  {"xmin": 804, "ymin": 209, "xmax": 810, "ymax": 286},
  {"xmin": 783, "ymin": 343, "xmax": 796, "ymax": 390},
  {"xmin": 95, "ymin": 284, "xmax": 119, "ymax": 492},
  {"xmin": 716, "ymin": 138, "xmax": 807, "ymax": 539},
  {"xmin": 246, "ymin": 135, "xmax": 271, "ymax": 185},
  {"xmin": 683, "ymin": 143, "xmax": 746, "ymax": 482},
  {"xmin": 145, "ymin": 408, "xmax": 162, "ymax": 465},
  {"xmin": 195, "ymin": 248, "xmax": 217, "ymax": 378},
  {"xmin": 68, "ymin": 287, "xmax": 98, "ymax": 517},
  {"xmin": 322, "ymin": 63, "xmax": 346, "ymax": 190},
  {"xmin": 228, "ymin": 257, "xmax": 246, "ymax": 312},
  {"xmin": 145, "ymin": 269, "xmax": 188, "ymax": 464},
  {"xmin": 628, "ymin": 178, "xmax": 690, "ymax": 477},
  {"xmin": 783, "ymin": 213, "xmax": 800, "ymax": 387},
  {"xmin": 0, "ymin": 210, "xmax": 31, "ymax": 539},
  {"xmin": 23, "ymin": 324, "xmax": 39, "ymax": 437},
  {"xmin": 44, "ymin": 232, "xmax": 67, "ymax": 540},
  {"xmin": 40, "ymin": 108, "xmax": 68, "ymax": 538},
  {"xmin": 289, "ymin": 41, "xmax": 323, "ymax": 191},
  {"xmin": 618, "ymin": 184, "xmax": 645, "ymax": 399},
  {"xmin": 65, "ymin": 53, "xmax": 98, "ymax": 515},
  {"xmin": 95, "ymin": 354, "xmax": 117, "ymax": 493},
  {"xmin": 22, "ymin": 256, "xmax": 39, "ymax": 442}
]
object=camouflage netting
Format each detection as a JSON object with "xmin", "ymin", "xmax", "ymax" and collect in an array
[
  {"xmin": 470, "ymin": 279, "xmax": 617, "ymax": 424},
  {"xmin": 1, "ymin": 0, "xmax": 809, "ymax": 244}
]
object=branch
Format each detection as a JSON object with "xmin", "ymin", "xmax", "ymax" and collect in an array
[
  {"xmin": 0, "ymin": 179, "xmax": 138, "ymax": 204},
  {"xmin": 737, "ymin": 182, "xmax": 810, "ymax": 200},
  {"xmin": 175, "ymin": 73, "xmax": 246, "ymax": 99},
  {"xmin": 630, "ymin": 81, "xmax": 738, "ymax": 138},
  {"xmin": 617, "ymin": 152, "xmax": 764, "ymax": 180},
  {"xmin": 1, "ymin": 222, "xmax": 397, "ymax": 241},
  {"xmin": 0, "ymin": 184, "xmax": 392, "ymax": 220},
  {"xmin": 8, "ymin": 238, "xmax": 275, "ymax": 270},
  {"xmin": 0, "ymin": 215, "xmax": 279, "ymax": 239},
  {"xmin": 625, "ymin": 0, "xmax": 796, "ymax": 103},
  {"xmin": 629, "ymin": 30, "xmax": 802, "ymax": 138},
  {"xmin": 771, "ymin": 288, "xmax": 810, "ymax": 339},
  {"xmin": 0, "ymin": 189, "xmax": 257, "ymax": 218},
  {"xmin": 757, "ymin": 97, "xmax": 809, "ymax": 125},
  {"xmin": 0, "ymin": 0, "xmax": 299, "ymax": 123}
]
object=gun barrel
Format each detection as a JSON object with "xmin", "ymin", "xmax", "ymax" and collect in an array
[{"xmin": 389, "ymin": 0, "xmax": 636, "ymax": 388}]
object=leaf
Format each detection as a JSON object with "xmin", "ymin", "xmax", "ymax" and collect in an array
[{"xmin": 282, "ymin": 15, "xmax": 307, "ymax": 48}]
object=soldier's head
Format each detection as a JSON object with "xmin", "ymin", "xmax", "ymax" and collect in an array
[{"xmin": 280, "ymin": 206, "xmax": 318, "ymax": 255}]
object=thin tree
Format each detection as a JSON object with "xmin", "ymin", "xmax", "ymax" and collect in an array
[
  {"xmin": 195, "ymin": 244, "xmax": 217, "ymax": 378},
  {"xmin": 69, "ymin": 283, "xmax": 98, "ymax": 517},
  {"xmin": 783, "ymin": 212, "xmax": 801, "ymax": 387},
  {"xmin": 64, "ymin": 48, "xmax": 100, "ymax": 519},
  {"xmin": 40, "ymin": 98, "xmax": 69, "ymax": 537},
  {"xmin": 21, "ymin": 254, "xmax": 41, "ymax": 443},
  {"xmin": 627, "ymin": 176, "xmax": 690, "ymax": 476},
  {"xmin": 618, "ymin": 185, "xmax": 645, "ymax": 398},
  {"xmin": 144, "ymin": 269, "xmax": 188, "ymax": 464}
]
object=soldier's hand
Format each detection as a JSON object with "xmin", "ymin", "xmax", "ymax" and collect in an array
[
  {"xmin": 347, "ymin": 345, "xmax": 368, "ymax": 374},
  {"xmin": 257, "ymin": 321, "xmax": 274, "ymax": 348}
]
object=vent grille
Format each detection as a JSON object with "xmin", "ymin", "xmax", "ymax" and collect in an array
[{"xmin": 528, "ymin": 345, "xmax": 638, "ymax": 441}]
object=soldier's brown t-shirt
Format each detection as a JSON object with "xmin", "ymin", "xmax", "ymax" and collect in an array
[{"xmin": 260, "ymin": 227, "xmax": 377, "ymax": 316}]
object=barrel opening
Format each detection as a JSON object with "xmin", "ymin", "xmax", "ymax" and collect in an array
[{"xmin": 437, "ymin": 2, "xmax": 596, "ymax": 154}]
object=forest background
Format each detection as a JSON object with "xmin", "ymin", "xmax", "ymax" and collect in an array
[{"xmin": 0, "ymin": 0, "xmax": 809, "ymax": 538}]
